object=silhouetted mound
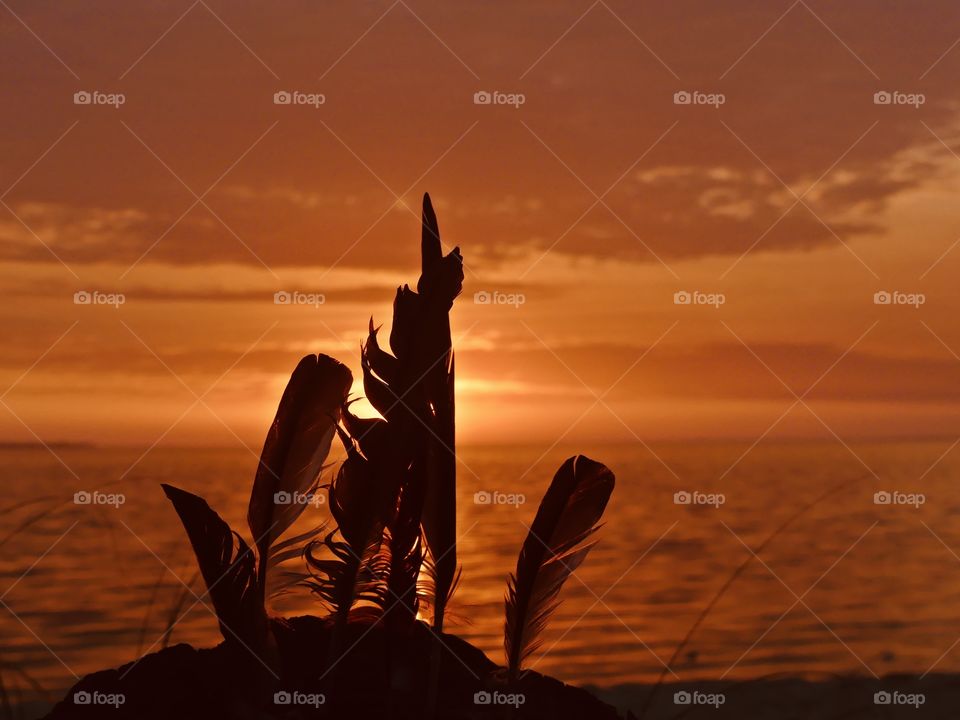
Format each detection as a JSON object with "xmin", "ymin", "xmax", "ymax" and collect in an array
[{"xmin": 45, "ymin": 615, "xmax": 623, "ymax": 720}]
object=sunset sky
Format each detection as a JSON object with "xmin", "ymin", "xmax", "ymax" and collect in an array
[{"xmin": 2, "ymin": 0, "xmax": 960, "ymax": 448}]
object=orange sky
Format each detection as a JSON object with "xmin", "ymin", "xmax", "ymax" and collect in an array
[{"xmin": 2, "ymin": 1, "xmax": 960, "ymax": 448}]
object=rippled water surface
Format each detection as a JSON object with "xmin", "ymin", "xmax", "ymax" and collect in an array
[{"xmin": 3, "ymin": 440, "xmax": 960, "ymax": 716}]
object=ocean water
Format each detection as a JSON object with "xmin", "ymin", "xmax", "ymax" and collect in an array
[{"xmin": 2, "ymin": 440, "xmax": 959, "ymax": 716}]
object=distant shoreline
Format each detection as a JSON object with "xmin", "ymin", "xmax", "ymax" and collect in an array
[
  {"xmin": 0, "ymin": 441, "xmax": 96, "ymax": 450},
  {"xmin": 1, "ymin": 436, "xmax": 957, "ymax": 452}
]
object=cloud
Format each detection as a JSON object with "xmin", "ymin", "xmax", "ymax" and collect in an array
[
  {"xmin": 2, "ymin": 1, "xmax": 960, "ymax": 272},
  {"xmin": 456, "ymin": 341, "xmax": 960, "ymax": 404}
]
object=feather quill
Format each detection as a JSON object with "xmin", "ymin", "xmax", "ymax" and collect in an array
[{"xmin": 504, "ymin": 455, "xmax": 615, "ymax": 678}]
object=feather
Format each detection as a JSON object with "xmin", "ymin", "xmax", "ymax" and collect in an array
[
  {"xmin": 306, "ymin": 530, "xmax": 389, "ymax": 616},
  {"xmin": 414, "ymin": 194, "xmax": 461, "ymax": 631},
  {"xmin": 359, "ymin": 194, "xmax": 464, "ymax": 635},
  {"xmin": 364, "ymin": 318, "xmax": 398, "ymax": 386},
  {"xmin": 417, "ymin": 193, "xmax": 463, "ymax": 309},
  {"xmin": 264, "ymin": 521, "xmax": 327, "ymax": 600},
  {"xmin": 161, "ymin": 484, "xmax": 266, "ymax": 649},
  {"xmin": 361, "ymin": 343, "xmax": 402, "ymax": 422},
  {"xmin": 384, "ymin": 493, "xmax": 423, "ymax": 626},
  {"xmin": 306, "ymin": 424, "xmax": 397, "ymax": 668},
  {"xmin": 420, "ymin": 351, "xmax": 457, "ymax": 632},
  {"xmin": 504, "ymin": 455, "xmax": 615, "ymax": 678},
  {"xmin": 383, "ymin": 449, "xmax": 426, "ymax": 628},
  {"xmin": 247, "ymin": 354, "xmax": 352, "ymax": 604},
  {"xmin": 420, "ymin": 191, "xmax": 443, "ymax": 282},
  {"xmin": 341, "ymin": 401, "xmax": 390, "ymax": 460},
  {"xmin": 389, "ymin": 285, "xmax": 421, "ymax": 362}
]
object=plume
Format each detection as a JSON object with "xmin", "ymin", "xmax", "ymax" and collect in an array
[
  {"xmin": 504, "ymin": 456, "xmax": 615, "ymax": 678},
  {"xmin": 161, "ymin": 484, "xmax": 266, "ymax": 649},
  {"xmin": 247, "ymin": 354, "xmax": 353, "ymax": 605},
  {"xmin": 306, "ymin": 426, "xmax": 394, "ymax": 616},
  {"xmin": 357, "ymin": 193, "xmax": 463, "ymax": 632},
  {"xmin": 414, "ymin": 193, "xmax": 461, "ymax": 631}
]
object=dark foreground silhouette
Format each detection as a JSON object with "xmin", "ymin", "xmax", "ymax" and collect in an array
[
  {"xmin": 46, "ymin": 195, "xmax": 622, "ymax": 719},
  {"xmin": 47, "ymin": 615, "xmax": 623, "ymax": 719}
]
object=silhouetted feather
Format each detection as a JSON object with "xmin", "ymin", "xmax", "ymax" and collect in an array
[
  {"xmin": 411, "ymin": 194, "xmax": 461, "ymax": 632},
  {"xmin": 341, "ymin": 402, "xmax": 390, "ymax": 459},
  {"xmin": 364, "ymin": 318, "xmax": 398, "ymax": 386},
  {"xmin": 417, "ymin": 194, "xmax": 463, "ymax": 309},
  {"xmin": 306, "ymin": 425, "xmax": 397, "ymax": 667},
  {"xmin": 417, "ymin": 550, "xmax": 462, "ymax": 620},
  {"xmin": 264, "ymin": 521, "xmax": 327, "ymax": 600},
  {"xmin": 162, "ymin": 484, "xmax": 266, "ymax": 649},
  {"xmin": 420, "ymin": 191, "xmax": 442, "ymax": 282},
  {"xmin": 359, "ymin": 193, "xmax": 464, "ymax": 637},
  {"xmin": 247, "ymin": 354, "xmax": 352, "ymax": 604},
  {"xmin": 361, "ymin": 342, "xmax": 402, "ymax": 421},
  {"xmin": 306, "ymin": 531, "xmax": 389, "ymax": 616},
  {"xmin": 389, "ymin": 285, "xmax": 421, "ymax": 362},
  {"xmin": 420, "ymin": 353, "xmax": 457, "ymax": 631},
  {"xmin": 504, "ymin": 456, "xmax": 615, "ymax": 678},
  {"xmin": 328, "ymin": 426, "xmax": 394, "ymax": 548},
  {"xmin": 383, "ymin": 457, "xmax": 425, "ymax": 628}
]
